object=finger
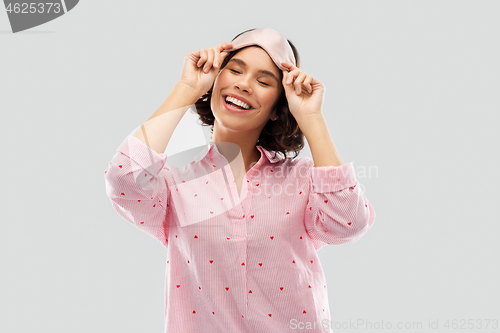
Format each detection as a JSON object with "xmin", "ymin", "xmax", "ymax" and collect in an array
[
  {"xmin": 283, "ymin": 71, "xmax": 292, "ymax": 86},
  {"xmin": 204, "ymin": 49, "xmax": 214, "ymax": 73},
  {"xmin": 295, "ymin": 72, "xmax": 308, "ymax": 94},
  {"xmin": 303, "ymin": 75, "xmax": 313, "ymax": 93},
  {"xmin": 214, "ymin": 52, "xmax": 220, "ymax": 69},
  {"xmin": 286, "ymin": 69, "xmax": 300, "ymax": 85},
  {"xmin": 215, "ymin": 49, "xmax": 226, "ymax": 69},
  {"xmin": 198, "ymin": 49, "xmax": 207, "ymax": 68},
  {"xmin": 281, "ymin": 61, "xmax": 298, "ymax": 71},
  {"xmin": 215, "ymin": 43, "xmax": 231, "ymax": 68}
]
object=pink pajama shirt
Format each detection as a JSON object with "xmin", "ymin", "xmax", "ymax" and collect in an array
[{"xmin": 104, "ymin": 133, "xmax": 375, "ymax": 332}]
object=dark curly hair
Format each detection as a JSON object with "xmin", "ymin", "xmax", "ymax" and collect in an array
[{"xmin": 194, "ymin": 28, "xmax": 305, "ymax": 163}]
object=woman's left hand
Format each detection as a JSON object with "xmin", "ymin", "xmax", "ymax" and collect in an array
[{"xmin": 281, "ymin": 61, "xmax": 325, "ymax": 120}]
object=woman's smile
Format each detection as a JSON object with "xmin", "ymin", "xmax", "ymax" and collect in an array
[{"xmin": 222, "ymin": 94, "xmax": 254, "ymax": 113}]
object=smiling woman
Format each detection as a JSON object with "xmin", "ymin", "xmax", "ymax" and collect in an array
[
  {"xmin": 195, "ymin": 28, "xmax": 304, "ymax": 163},
  {"xmin": 104, "ymin": 27, "xmax": 376, "ymax": 333}
]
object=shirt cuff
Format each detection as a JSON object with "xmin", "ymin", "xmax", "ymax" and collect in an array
[
  {"xmin": 310, "ymin": 162, "xmax": 357, "ymax": 193},
  {"xmin": 116, "ymin": 133, "xmax": 167, "ymax": 175}
]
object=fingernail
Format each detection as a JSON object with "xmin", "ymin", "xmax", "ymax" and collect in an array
[{"xmin": 214, "ymin": 61, "xmax": 219, "ymax": 68}]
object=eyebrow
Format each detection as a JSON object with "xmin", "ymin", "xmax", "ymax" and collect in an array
[{"xmin": 228, "ymin": 58, "xmax": 279, "ymax": 82}]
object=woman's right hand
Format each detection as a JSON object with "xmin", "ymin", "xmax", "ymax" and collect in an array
[{"xmin": 178, "ymin": 42, "xmax": 234, "ymax": 98}]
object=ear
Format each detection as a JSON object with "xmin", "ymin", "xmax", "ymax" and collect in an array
[{"xmin": 269, "ymin": 108, "xmax": 278, "ymax": 121}]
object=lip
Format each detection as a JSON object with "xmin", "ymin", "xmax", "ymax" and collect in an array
[
  {"xmin": 223, "ymin": 93, "xmax": 254, "ymax": 109},
  {"xmin": 222, "ymin": 94, "xmax": 254, "ymax": 113}
]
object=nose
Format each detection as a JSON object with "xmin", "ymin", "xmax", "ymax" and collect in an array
[{"xmin": 234, "ymin": 76, "xmax": 252, "ymax": 94}]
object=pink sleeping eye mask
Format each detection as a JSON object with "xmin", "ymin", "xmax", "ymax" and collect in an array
[{"xmin": 224, "ymin": 28, "xmax": 296, "ymax": 72}]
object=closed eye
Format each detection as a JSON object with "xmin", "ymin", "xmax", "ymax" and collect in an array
[{"xmin": 229, "ymin": 69, "xmax": 270, "ymax": 86}]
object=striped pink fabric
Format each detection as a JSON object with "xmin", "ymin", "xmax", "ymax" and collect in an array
[{"xmin": 104, "ymin": 133, "xmax": 376, "ymax": 332}]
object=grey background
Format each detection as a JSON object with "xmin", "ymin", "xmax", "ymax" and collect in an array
[{"xmin": 1, "ymin": 1, "xmax": 498, "ymax": 332}]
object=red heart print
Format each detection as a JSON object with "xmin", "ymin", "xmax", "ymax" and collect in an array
[
  {"xmin": 251, "ymin": 215, "xmax": 254, "ymax": 218},
  {"xmin": 268, "ymin": 314, "xmax": 272, "ymax": 317},
  {"xmin": 212, "ymin": 311, "xmax": 215, "ymax": 314},
  {"xmin": 292, "ymin": 260, "xmax": 295, "ymax": 263},
  {"xmin": 348, "ymin": 222, "xmax": 352, "ymax": 225},
  {"xmin": 153, "ymin": 204, "xmax": 156, "ymax": 207},
  {"xmin": 270, "ymin": 170, "xmax": 273, "ymax": 172},
  {"xmin": 206, "ymin": 181, "xmax": 208, "ymax": 184},
  {"xmin": 308, "ymin": 285, "xmax": 311, "ymax": 288},
  {"xmin": 280, "ymin": 287, "xmax": 283, "ymax": 290},
  {"xmin": 193, "ymin": 310, "xmax": 196, "ymax": 314},
  {"xmin": 324, "ymin": 200, "xmax": 328, "ymax": 203},
  {"xmin": 256, "ymin": 183, "xmax": 259, "ymax": 186},
  {"xmin": 365, "ymin": 204, "xmax": 368, "ymax": 207},
  {"xmin": 167, "ymin": 261, "xmax": 169, "ymax": 264},
  {"xmin": 176, "ymin": 285, "xmax": 180, "ymax": 288},
  {"xmin": 286, "ymin": 212, "xmax": 290, "ymax": 214},
  {"xmin": 194, "ymin": 235, "xmax": 198, "ymax": 238},
  {"xmin": 199, "ymin": 286, "xmax": 201, "ymax": 289},
  {"xmin": 303, "ymin": 310, "xmax": 307, "ymax": 314},
  {"xmin": 249, "ymin": 290, "xmax": 252, "ymax": 293},
  {"xmin": 120, "ymin": 192, "xmax": 125, "ymax": 196},
  {"xmin": 227, "ymin": 237, "xmax": 230, "ymax": 240},
  {"xmin": 138, "ymin": 200, "xmax": 141, "ymax": 202},
  {"xmin": 210, "ymin": 211, "xmax": 214, "ymax": 214},
  {"xmin": 225, "ymin": 287, "xmax": 229, "ymax": 291},
  {"xmin": 310, "ymin": 260, "xmax": 313, "ymax": 263},
  {"xmin": 140, "ymin": 221, "xmax": 144, "ymax": 224},
  {"xmin": 241, "ymin": 263, "xmax": 245, "ymax": 266},
  {"xmin": 299, "ymin": 191, "xmax": 302, "ymax": 194},
  {"xmin": 309, "ymin": 207, "xmax": 312, "ymax": 210},
  {"xmin": 209, "ymin": 260, "xmax": 213, "ymax": 264},
  {"xmin": 118, "ymin": 165, "xmax": 122, "ymax": 168},
  {"xmin": 300, "ymin": 236, "xmax": 302, "ymax": 239},
  {"xmin": 270, "ymin": 236, "xmax": 274, "ymax": 240},
  {"xmin": 221, "ymin": 198, "xmax": 224, "ymax": 200},
  {"xmin": 243, "ymin": 215, "xmax": 245, "ymax": 218},
  {"xmin": 187, "ymin": 260, "xmax": 190, "ymax": 263},
  {"xmin": 175, "ymin": 235, "xmax": 178, "ymax": 238},
  {"xmin": 194, "ymin": 194, "xmax": 197, "ymax": 197},
  {"xmin": 258, "ymin": 263, "xmax": 262, "ymax": 266}
]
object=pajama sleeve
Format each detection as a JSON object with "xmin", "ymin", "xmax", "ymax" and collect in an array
[
  {"xmin": 304, "ymin": 161, "xmax": 376, "ymax": 250},
  {"xmin": 104, "ymin": 133, "xmax": 171, "ymax": 248}
]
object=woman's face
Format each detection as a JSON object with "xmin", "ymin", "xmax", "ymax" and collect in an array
[{"xmin": 211, "ymin": 46, "xmax": 283, "ymax": 134}]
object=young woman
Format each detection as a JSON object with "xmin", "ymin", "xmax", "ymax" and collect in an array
[{"xmin": 105, "ymin": 28, "xmax": 376, "ymax": 333}]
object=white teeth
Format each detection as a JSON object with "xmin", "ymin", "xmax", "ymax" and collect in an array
[{"xmin": 225, "ymin": 96, "xmax": 250, "ymax": 109}]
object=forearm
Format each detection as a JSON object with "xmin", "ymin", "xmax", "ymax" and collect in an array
[
  {"xmin": 133, "ymin": 82, "xmax": 201, "ymax": 155},
  {"xmin": 297, "ymin": 114, "xmax": 344, "ymax": 167}
]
